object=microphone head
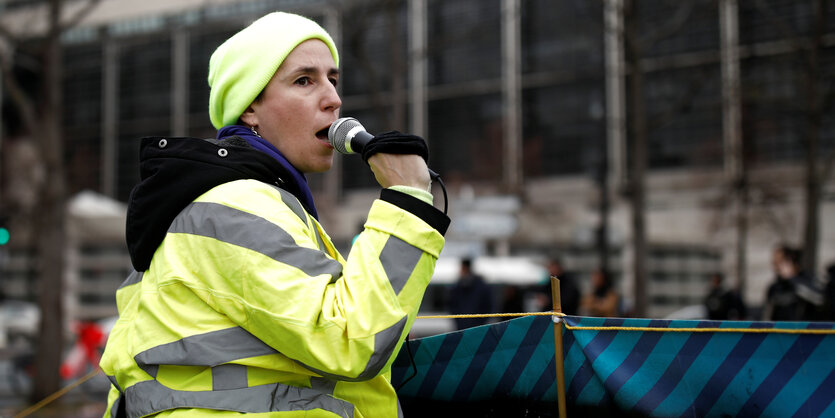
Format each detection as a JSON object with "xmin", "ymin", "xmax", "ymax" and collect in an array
[{"xmin": 328, "ymin": 117, "xmax": 365, "ymax": 154}]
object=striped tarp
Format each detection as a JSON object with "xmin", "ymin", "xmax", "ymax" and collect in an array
[{"xmin": 391, "ymin": 315, "xmax": 835, "ymax": 417}]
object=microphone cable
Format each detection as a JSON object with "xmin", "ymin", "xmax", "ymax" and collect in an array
[
  {"xmin": 428, "ymin": 168, "xmax": 448, "ymax": 215},
  {"xmin": 396, "ymin": 169, "xmax": 445, "ymax": 393}
]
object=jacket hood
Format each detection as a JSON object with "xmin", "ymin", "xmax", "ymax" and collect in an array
[{"xmin": 126, "ymin": 135, "xmax": 296, "ymax": 271}]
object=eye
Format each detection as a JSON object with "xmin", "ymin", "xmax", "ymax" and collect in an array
[
  {"xmin": 329, "ymin": 77, "xmax": 339, "ymax": 87},
  {"xmin": 294, "ymin": 77, "xmax": 311, "ymax": 86}
]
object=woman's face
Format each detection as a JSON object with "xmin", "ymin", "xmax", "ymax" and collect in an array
[{"xmin": 241, "ymin": 39, "xmax": 341, "ymax": 173}]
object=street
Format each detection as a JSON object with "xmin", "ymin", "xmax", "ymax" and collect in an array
[{"xmin": 0, "ymin": 359, "xmax": 108, "ymax": 418}]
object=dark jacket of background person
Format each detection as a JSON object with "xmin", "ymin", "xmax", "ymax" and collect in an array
[
  {"xmin": 824, "ymin": 264, "xmax": 835, "ymax": 321},
  {"xmin": 704, "ymin": 273, "xmax": 747, "ymax": 320},
  {"xmin": 763, "ymin": 247, "xmax": 824, "ymax": 321},
  {"xmin": 448, "ymin": 259, "xmax": 493, "ymax": 330},
  {"xmin": 535, "ymin": 259, "xmax": 580, "ymax": 315}
]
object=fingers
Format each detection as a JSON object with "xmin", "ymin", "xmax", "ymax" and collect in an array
[{"xmin": 367, "ymin": 153, "xmax": 431, "ymax": 191}]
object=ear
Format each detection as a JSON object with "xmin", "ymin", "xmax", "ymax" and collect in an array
[{"xmin": 240, "ymin": 104, "xmax": 258, "ymax": 127}]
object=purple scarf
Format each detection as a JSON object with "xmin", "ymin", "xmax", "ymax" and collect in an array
[{"xmin": 217, "ymin": 125, "xmax": 318, "ymax": 220}]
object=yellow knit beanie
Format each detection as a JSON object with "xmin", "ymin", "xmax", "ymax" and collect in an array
[{"xmin": 208, "ymin": 12, "xmax": 339, "ymax": 129}]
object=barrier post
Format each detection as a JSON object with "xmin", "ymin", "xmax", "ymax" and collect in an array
[{"xmin": 550, "ymin": 276, "xmax": 567, "ymax": 418}]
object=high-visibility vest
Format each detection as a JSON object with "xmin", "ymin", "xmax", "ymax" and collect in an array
[{"xmin": 101, "ymin": 179, "xmax": 447, "ymax": 417}]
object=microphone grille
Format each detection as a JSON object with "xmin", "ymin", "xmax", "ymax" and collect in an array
[{"xmin": 328, "ymin": 117, "xmax": 363, "ymax": 154}]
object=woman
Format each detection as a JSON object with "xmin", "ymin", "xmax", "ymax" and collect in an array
[
  {"xmin": 100, "ymin": 12, "xmax": 449, "ymax": 418},
  {"xmin": 580, "ymin": 268, "xmax": 619, "ymax": 317}
]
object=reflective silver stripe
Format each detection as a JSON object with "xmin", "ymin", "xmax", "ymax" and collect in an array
[
  {"xmin": 106, "ymin": 375, "xmax": 123, "ymax": 418},
  {"xmin": 134, "ymin": 327, "xmax": 276, "ymax": 368},
  {"xmin": 118, "ymin": 270, "xmax": 144, "ymax": 289},
  {"xmin": 796, "ymin": 282, "xmax": 824, "ymax": 305},
  {"xmin": 271, "ymin": 184, "xmax": 329, "ymax": 254},
  {"xmin": 380, "ymin": 236, "xmax": 422, "ymax": 295},
  {"xmin": 315, "ymin": 226, "xmax": 328, "ymax": 253},
  {"xmin": 107, "ymin": 374, "xmax": 122, "ymax": 392},
  {"xmin": 110, "ymin": 395, "xmax": 122, "ymax": 418},
  {"xmin": 300, "ymin": 315, "xmax": 408, "ymax": 381},
  {"xmin": 125, "ymin": 379, "xmax": 354, "ymax": 418},
  {"xmin": 311, "ymin": 376, "xmax": 336, "ymax": 393},
  {"xmin": 270, "ymin": 185, "xmax": 308, "ymax": 224},
  {"xmin": 169, "ymin": 201, "xmax": 343, "ymax": 279},
  {"xmin": 212, "ymin": 364, "xmax": 248, "ymax": 390},
  {"xmin": 134, "ymin": 327, "xmax": 277, "ymax": 378}
]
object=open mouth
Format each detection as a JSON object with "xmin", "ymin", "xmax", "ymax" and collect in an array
[{"xmin": 315, "ymin": 127, "xmax": 329, "ymax": 141}]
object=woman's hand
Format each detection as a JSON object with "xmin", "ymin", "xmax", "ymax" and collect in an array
[{"xmin": 367, "ymin": 153, "xmax": 431, "ymax": 192}]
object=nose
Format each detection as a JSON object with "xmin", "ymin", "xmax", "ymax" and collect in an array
[{"xmin": 322, "ymin": 82, "xmax": 341, "ymax": 113}]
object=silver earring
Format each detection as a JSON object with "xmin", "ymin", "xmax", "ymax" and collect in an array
[{"xmin": 250, "ymin": 126, "xmax": 261, "ymax": 137}]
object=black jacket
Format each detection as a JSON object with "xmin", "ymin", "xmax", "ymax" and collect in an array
[{"xmin": 126, "ymin": 136, "xmax": 297, "ymax": 271}]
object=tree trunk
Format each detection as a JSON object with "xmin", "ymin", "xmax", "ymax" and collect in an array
[
  {"xmin": 624, "ymin": 0, "xmax": 648, "ymax": 317},
  {"xmin": 801, "ymin": 0, "xmax": 825, "ymax": 276},
  {"xmin": 31, "ymin": 0, "xmax": 67, "ymax": 402}
]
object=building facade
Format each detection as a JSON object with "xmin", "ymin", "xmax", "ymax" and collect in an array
[{"xmin": 1, "ymin": 0, "xmax": 833, "ymax": 318}]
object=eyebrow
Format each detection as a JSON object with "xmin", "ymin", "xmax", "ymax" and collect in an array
[{"xmin": 287, "ymin": 66, "xmax": 340, "ymax": 78}]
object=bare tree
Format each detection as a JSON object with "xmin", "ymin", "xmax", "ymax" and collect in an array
[
  {"xmin": 752, "ymin": 0, "xmax": 834, "ymax": 276},
  {"xmin": 620, "ymin": 0, "xmax": 696, "ymax": 316},
  {"xmin": 0, "ymin": 0, "xmax": 101, "ymax": 402}
]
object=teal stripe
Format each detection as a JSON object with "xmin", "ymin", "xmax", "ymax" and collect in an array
[
  {"xmin": 509, "ymin": 320, "xmax": 556, "ymax": 398},
  {"xmin": 760, "ymin": 336, "xmax": 834, "ymax": 417},
  {"xmin": 822, "ymin": 399, "xmax": 835, "ymax": 417},
  {"xmin": 707, "ymin": 333, "xmax": 801, "ymax": 417},
  {"xmin": 588, "ymin": 321, "xmax": 647, "ymax": 386},
  {"xmin": 563, "ymin": 334, "xmax": 587, "ymax": 399},
  {"xmin": 433, "ymin": 325, "xmax": 491, "ymax": 400},
  {"xmin": 569, "ymin": 326, "xmax": 608, "ymax": 405},
  {"xmin": 615, "ymin": 328, "xmax": 688, "ymax": 410},
  {"xmin": 400, "ymin": 333, "xmax": 446, "ymax": 394},
  {"xmin": 654, "ymin": 326, "xmax": 743, "ymax": 417},
  {"xmin": 470, "ymin": 318, "xmax": 530, "ymax": 398}
]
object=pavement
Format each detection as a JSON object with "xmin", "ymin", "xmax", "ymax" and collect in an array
[{"xmin": 0, "ymin": 357, "xmax": 109, "ymax": 418}]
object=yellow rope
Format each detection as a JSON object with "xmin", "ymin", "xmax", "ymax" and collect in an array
[
  {"xmin": 415, "ymin": 312, "xmax": 835, "ymax": 335},
  {"xmin": 417, "ymin": 311, "xmax": 563, "ymax": 319},
  {"xmin": 13, "ymin": 367, "xmax": 102, "ymax": 418},
  {"xmin": 562, "ymin": 324, "xmax": 835, "ymax": 334}
]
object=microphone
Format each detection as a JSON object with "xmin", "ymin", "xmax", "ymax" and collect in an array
[
  {"xmin": 329, "ymin": 116, "xmax": 449, "ymax": 214},
  {"xmin": 328, "ymin": 117, "xmax": 374, "ymax": 155}
]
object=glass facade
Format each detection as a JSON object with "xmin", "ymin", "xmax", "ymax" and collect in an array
[
  {"xmin": 44, "ymin": 0, "xmax": 833, "ymax": 201},
  {"xmin": 0, "ymin": 0, "xmax": 831, "ymax": 318}
]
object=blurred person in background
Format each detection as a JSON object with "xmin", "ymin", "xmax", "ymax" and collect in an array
[
  {"xmin": 99, "ymin": 11, "xmax": 449, "ymax": 418},
  {"xmin": 763, "ymin": 246, "xmax": 823, "ymax": 321},
  {"xmin": 824, "ymin": 263, "xmax": 835, "ymax": 321},
  {"xmin": 535, "ymin": 258, "xmax": 580, "ymax": 315},
  {"xmin": 704, "ymin": 272, "xmax": 746, "ymax": 320},
  {"xmin": 448, "ymin": 258, "xmax": 493, "ymax": 330},
  {"xmin": 580, "ymin": 268, "xmax": 619, "ymax": 317}
]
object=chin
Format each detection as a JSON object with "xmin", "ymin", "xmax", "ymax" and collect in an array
[{"xmin": 306, "ymin": 159, "xmax": 334, "ymax": 173}]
